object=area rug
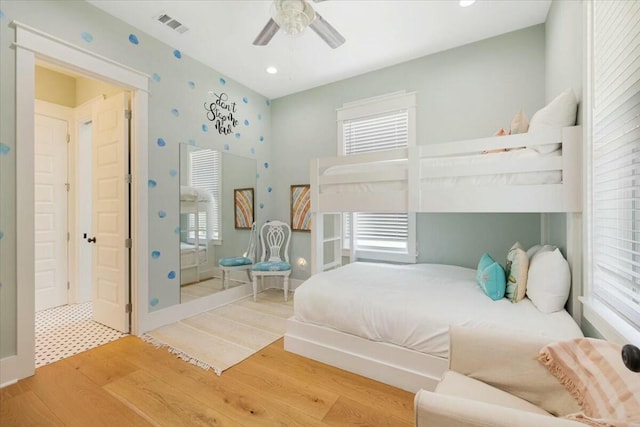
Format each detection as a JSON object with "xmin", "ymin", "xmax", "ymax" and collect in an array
[{"xmin": 143, "ymin": 289, "xmax": 293, "ymax": 375}]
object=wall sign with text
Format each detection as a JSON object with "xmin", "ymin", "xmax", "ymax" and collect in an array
[{"xmin": 204, "ymin": 92, "xmax": 239, "ymax": 135}]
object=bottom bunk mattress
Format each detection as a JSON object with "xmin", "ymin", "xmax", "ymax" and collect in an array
[
  {"xmin": 180, "ymin": 242, "xmax": 207, "ymax": 266},
  {"xmin": 293, "ymin": 262, "xmax": 583, "ymax": 358}
]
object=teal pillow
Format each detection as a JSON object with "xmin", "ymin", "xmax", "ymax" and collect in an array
[
  {"xmin": 476, "ymin": 252, "xmax": 495, "ymax": 283},
  {"xmin": 477, "ymin": 261, "xmax": 507, "ymax": 301}
]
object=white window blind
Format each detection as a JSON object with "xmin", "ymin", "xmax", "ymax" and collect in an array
[
  {"xmin": 189, "ymin": 149, "xmax": 221, "ymax": 241},
  {"xmin": 342, "ymin": 108, "xmax": 412, "ymax": 259},
  {"xmin": 591, "ymin": 0, "xmax": 640, "ymax": 328}
]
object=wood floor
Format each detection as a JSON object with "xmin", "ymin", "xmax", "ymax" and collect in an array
[{"xmin": 0, "ymin": 336, "xmax": 415, "ymax": 426}]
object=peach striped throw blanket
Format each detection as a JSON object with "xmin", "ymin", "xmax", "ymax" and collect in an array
[{"xmin": 539, "ymin": 338, "xmax": 640, "ymax": 427}]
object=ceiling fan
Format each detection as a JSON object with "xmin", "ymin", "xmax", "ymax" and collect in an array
[{"xmin": 253, "ymin": 0, "xmax": 346, "ymax": 49}]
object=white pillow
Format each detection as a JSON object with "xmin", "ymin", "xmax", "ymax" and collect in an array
[
  {"xmin": 527, "ymin": 248, "xmax": 571, "ymax": 313},
  {"xmin": 526, "ymin": 244, "xmax": 555, "ymax": 259},
  {"xmin": 529, "ymin": 89, "xmax": 578, "ymax": 154}
]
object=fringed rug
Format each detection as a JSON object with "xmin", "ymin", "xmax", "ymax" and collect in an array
[{"xmin": 143, "ymin": 289, "xmax": 293, "ymax": 375}]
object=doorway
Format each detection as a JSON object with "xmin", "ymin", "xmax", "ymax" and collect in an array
[
  {"xmin": 14, "ymin": 22, "xmax": 150, "ymax": 381},
  {"xmin": 33, "ymin": 63, "xmax": 131, "ymax": 367}
]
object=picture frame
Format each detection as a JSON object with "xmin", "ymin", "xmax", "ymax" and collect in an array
[
  {"xmin": 234, "ymin": 188, "xmax": 254, "ymax": 229},
  {"xmin": 290, "ymin": 184, "xmax": 311, "ymax": 232}
]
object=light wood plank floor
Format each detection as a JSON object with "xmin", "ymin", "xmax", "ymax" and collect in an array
[{"xmin": 1, "ymin": 336, "xmax": 415, "ymax": 426}]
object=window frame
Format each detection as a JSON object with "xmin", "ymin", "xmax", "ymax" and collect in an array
[{"xmin": 337, "ymin": 91, "xmax": 417, "ymax": 264}]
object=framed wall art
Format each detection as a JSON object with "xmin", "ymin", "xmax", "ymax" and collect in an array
[
  {"xmin": 290, "ymin": 184, "xmax": 311, "ymax": 232},
  {"xmin": 234, "ymin": 188, "xmax": 254, "ymax": 229}
]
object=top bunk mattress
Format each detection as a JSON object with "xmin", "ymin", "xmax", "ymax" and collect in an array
[{"xmin": 293, "ymin": 262, "xmax": 583, "ymax": 358}]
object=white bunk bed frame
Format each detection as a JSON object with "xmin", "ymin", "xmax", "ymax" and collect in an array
[
  {"xmin": 180, "ymin": 191, "xmax": 211, "ymax": 285},
  {"xmin": 286, "ymin": 125, "xmax": 583, "ymax": 392}
]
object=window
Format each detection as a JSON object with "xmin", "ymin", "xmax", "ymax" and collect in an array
[
  {"xmin": 338, "ymin": 92, "xmax": 417, "ymax": 263},
  {"xmin": 587, "ymin": 0, "xmax": 640, "ymax": 333},
  {"xmin": 189, "ymin": 148, "xmax": 221, "ymax": 241}
]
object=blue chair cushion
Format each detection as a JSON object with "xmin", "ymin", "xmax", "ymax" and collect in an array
[
  {"xmin": 219, "ymin": 256, "xmax": 252, "ymax": 267},
  {"xmin": 252, "ymin": 261, "xmax": 291, "ymax": 272}
]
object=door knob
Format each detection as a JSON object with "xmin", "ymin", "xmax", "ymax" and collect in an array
[{"xmin": 87, "ymin": 237, "xmax": 97, "ymax": 243}]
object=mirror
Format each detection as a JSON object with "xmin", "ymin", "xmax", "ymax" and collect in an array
[{"xmin": 179, "ymin": 143, "xmax": 257, "ymax": 303}]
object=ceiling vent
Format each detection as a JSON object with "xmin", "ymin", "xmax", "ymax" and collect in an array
[{"xmin": 155, "ymin": 12, "xmax": 189, "ymax": 34}]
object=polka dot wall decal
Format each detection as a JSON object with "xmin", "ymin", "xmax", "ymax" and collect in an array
[
  {"xmin": 128, "ymin": 34, "xmax": 139, "ymax": 45},
  {"xmin": 258, "ymin": 114, "xmax": 262, "ymax": 120},
  {"xmin": 0, "ymin": 231, "xmax": 3, "ymax": 240},
  {"xmin": 168, "ymin": 270, "xmax": 176, "ymax": 279},
  {"xmin": 171, "ymin": 108, "xmax": 179, "ymax": 117},
  {"xmin": 148, "ymin": 179, "xmax": 157, "ymax": 188},
  {"xmin": 202, "ymin": 124, "xmax": 208, "ymax": 132},
  {"xmin": 173, "ymin": 49, "xmax": 182, "ymax": 59},
  {"xmin": 169, "ymin": 169, "xmax": 177, "ymax": 177},
  {"xmin": 0, "ymin": 142, "xmax": 10, "ymax": 155},
  {"xmin": 188, "ymin": 139, "xmax": 196, "ymax": 145},
  {"xmin": 151, "ymin": 251, "xmax": 160, "ymax": 259},
  {"xmin": 260, "ymin": 203, "xmax": 265, "ymax": 209},
  {"xmin": 158, "ymin": 210, "xmax": 166, "ymax": 218},
  {"xmin": 152, "ymin": 73, "xmax": 161, "ymax": 82},
  {"xmin": 80, "ymin": 31, "xmax": 93, "ymax": 43},
  {"xmin": 224, "ymin": 144, "xmax": 230, "ymax": 151},
  {"xmin": 0, "ymin": 10, "xmax": 5, "ymax": 19},
  {"xmin": 266, "ymin": 99, "xmax": 271, "ymax": 106},
  {"xmin": 244, "ymin": 119, "xmax": 250, "ymax": 126},
  {"xmin": 264, "ymin": 162, "xmax": 269, "ymax": 169},
  {"xmin": 219, "ymin": 77, "xmax": 226, "ymax": 85},
  {"xmin": 250, "ymin": 147, "xmax": 256, "ymax": 155},
  {"xmin": 256, "ymin": 173, "xmax": 261, "ymax": 179},
  {"xmin": 242, "ymin": 97, "xmax": 249, "ymax": 104},
  {"xmin": 150, "ymin": 297, "xmax": 159, "ymax": 307},
  {"xmin": 157, "ymin": 138, "xmax": 166, "ymax": 147},
  {"xmin": 174, "ymin": 226, "xmax": 181, "ymax": 234},
  {"xmin": 259, "ymin": 136, "xmax": 264, "ymax": 142},
  {"xmin": 235, "ymin": 133, "xmax": 241, "ymax": 139},
  {"xmin": 267, "ymin": 186, "xmax": 272, "ymax": 193},
  {"xmin": 188, "ymin": 81, "xmax": 195, "ymax": 89}
]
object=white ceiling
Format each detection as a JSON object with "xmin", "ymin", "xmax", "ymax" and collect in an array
[{"xmin": 87, "ymin": 0, "xmax": 552, "ymax": 100}]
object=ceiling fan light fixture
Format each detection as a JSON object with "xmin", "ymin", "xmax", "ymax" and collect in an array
[
  {"xmin": 273, "ymin": 0, "xmax": 315, "ymax": 35},
  {"xmin": 459, "ymin": 0, "xmax": 476, "ymax": 7},
  {"xmin": 266, "ymin": 66, "xmax": 278, "ymax": 74}
]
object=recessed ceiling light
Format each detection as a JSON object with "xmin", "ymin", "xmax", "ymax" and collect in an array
[
  {"xmin": 460, "ymin": 0, "xmax": 476, "ymax": 7},
  {"xmin": 266, "ymin": 66, "xmax": 278, "ymax": 74}
]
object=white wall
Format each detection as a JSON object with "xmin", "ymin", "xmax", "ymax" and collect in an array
[{"xmin": 271, "ymin": 25, "xmax": 548, "ymax": 279}]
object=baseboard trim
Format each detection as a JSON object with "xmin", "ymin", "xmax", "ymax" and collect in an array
[{"xmin": 0, "ymin": 355, "xmax": 18, "ymax": 388}]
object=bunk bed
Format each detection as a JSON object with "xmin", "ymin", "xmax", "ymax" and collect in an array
[
  {"xmin": 180, "ymin": 186, "xmax": 212, "ymax": 285},
  {"xmin": 285, "ymin": 125, "xmax": 584, "ymax": 392}
]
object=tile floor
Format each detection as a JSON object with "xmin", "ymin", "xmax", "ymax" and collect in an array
[{"xmin": 35, "ymin": 302, "xmax": 126, "ymax": 368}]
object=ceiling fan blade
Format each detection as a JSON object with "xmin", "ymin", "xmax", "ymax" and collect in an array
[
  {"xmin": 253, "ymin": 18, "xmax": 280, "ymax": 46},
  {"xmin": 309, "ymin": 12, "xmax": 345, "ymax": 49}
]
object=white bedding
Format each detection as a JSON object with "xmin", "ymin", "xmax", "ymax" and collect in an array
[
  {"xmin": 294, "ymin": 262, "xmax": 583, "ymax": 358},
  {"xmin": 180, "ymin": 242, "xmax": 207, "ymax": 265},
  {"xmin": 320, "ymin": 148, "xmax": 561, "ymax": 194},
  {"xmin": 180, "ymin": 185, "xmax": 211, "ymax": 202}
]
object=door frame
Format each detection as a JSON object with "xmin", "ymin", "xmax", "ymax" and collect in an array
[{"xmin": 13, "ymin": 21, "xmax": 149, "ymax": 380}]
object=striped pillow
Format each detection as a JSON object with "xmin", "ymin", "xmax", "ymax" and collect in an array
[{"xmin": 539, "ymin": 338, "xmax": 640, "ymax": 427}]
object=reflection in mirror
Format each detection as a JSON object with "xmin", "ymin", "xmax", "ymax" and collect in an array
[{"xmin": 179, "ymin": 144, "xmax": 257, "ymax": 303}]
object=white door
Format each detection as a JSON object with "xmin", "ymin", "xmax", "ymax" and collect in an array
[
  {"xmin": 34, "ymin": 113, "xmax": 69, "ymax": 312},
  {"xmin": 91, "ymin": 92, "xmax": 130, "ymax": 333}
]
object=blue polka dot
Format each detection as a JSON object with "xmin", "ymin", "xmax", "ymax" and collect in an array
[
  {"xmin": 150, "ymin": 297, "xmax": 159, "ymax": 307},
  {"xmin": 219, "ymin": 77, "xmax": 226, "ymax": 85},
  {"xmin": 152, "ymin": 73, "xmax": 161, "ymax": 82},
  {"xmin": 174, "ymin": 226, "xmax": 180, "ymax": 234},
  {"xmin": 266, "ymin": 99, "xmax": 271, "ymax": 106},
  {"xmin": 235, "ymin": 133, "xmax": 241, "ymax": 139},
  {"xmin": 169, "ymin": 169, "xmax": 177, "ymax": 177},
  {"xmin": 157, "ymin": 138, "xmax": 166, "ymax": 147},
  {"xmin": 0, "ymin": 143, "xmax": 10, "ymax": 155},
  {"xmin": 202, "ymin": 124, "xmax": 208, "ymax": 132},
  {"xmin": 158, "ymin": 210, "xmax": 166, "ymax": 218},
  {"xmin": 224, "ymin": 144, "xmax": 230, "ymax": 151},
  {"xmin": 250, "ymin": 147, "xmax": 256, "ymax": 155},
  {"xmin": 264, "ymin": 162, "xmax": 269, "ymax": 169},
  {"xmin": 188, "ymin": 81, "xmax": 195, "ymax": 89},
  {"xmin": 188, "ymin": 139, "xmax": 196, "ymax": 145},
  {"xmin": 259, "ymin": 136, "xmax": 264, "ymax": 142},
  {"xmin": 173, "ymin": 49, "xmax": 182, "ymax": 59},
  {"xmin": 0, "ymin": 11, "xmax": 5, "ymax": 19},
  {"xmin": 148, "ymin": 179, "xmax": 157, "ymax": 188},
  {"xmin": 171, "ymin": 108, "xmax": 179, "ymax": 117},
  {"xmin": 81, "ymin": 31, "xmax": 93, "ymax": 43},
  {"xmin": 0, "ymin": 231, "xmax": 4, "ymax": 240},
  {"xmin": 151, "ymin": 251, "xmax": 160, "ymax": 259},
  {"xmin": 168, "ymin": 270, "xmax": 176, "ymax": 279},
  {"xmin": 128, "ymin": 34, "xmax": 139, "ymax": 45},
  {"xmin": 242, "ymin": 97, "xmax": 248, "ymax": 104},
  {"xmin": 260, "ymin": 203, "xmax": 265, "ymax": 209},
  {"xmin": 244, "ymin": 119, "xmax": 250, "ymax": 126},
  {"xmin": 258, "ymin": 114, "xmax": 262, "ymax": 120},
  {"xmin": 267, "ymin": 186, "xmax": 272, "ymax": 193},
  {"xmin": 256, "ymin": 173, "xmax": 261, "ymax": 179}
]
